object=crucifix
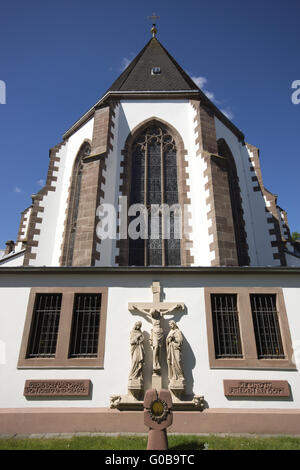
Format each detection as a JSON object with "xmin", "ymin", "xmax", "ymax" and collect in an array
[{"xmin": 128, "ymin": 281, "xmax": 184, "ymax": 389}]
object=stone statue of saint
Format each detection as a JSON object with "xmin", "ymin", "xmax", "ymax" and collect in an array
[
  {"xmin": 166, "ymin": 320, "xmax": 184, "ymax": 385},
  {"xmin": 128, "ymin": 321, "xmax": 144, "ymax": 383}
]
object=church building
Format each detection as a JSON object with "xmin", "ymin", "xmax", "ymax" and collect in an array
[{"xmin": 1, "ymin": 25, "xmax": 300, "ymax": 435}]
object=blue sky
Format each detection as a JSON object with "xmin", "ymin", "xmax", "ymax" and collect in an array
[{"xmin": 0, "ymin": 0, "xmax": 299, "ymax": 248}]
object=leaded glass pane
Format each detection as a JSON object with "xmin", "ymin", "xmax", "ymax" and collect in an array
[
  {"xmin": 128, "ymin": 124, "xmax": 181, "ymax": 266},
  {"xmin": 164, "ymin": 211, "xmax": 181, "ymax": 266},
  {"xmin": 130, "ymin": 145, "xmax": 145, "ymax": 204},
  {"xmin": 164, "ymin": 150, "xmax": 178, "ymax": 206},
  {"xmin": 147, "ymin": 214, "xmax": 163, "ymax": 266},
  {"xmin": 147, "ymin": 141, "xmax": 161, "ymax": 205}
]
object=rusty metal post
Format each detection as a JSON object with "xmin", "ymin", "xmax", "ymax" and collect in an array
[{"xmin": 144, "ymin": 388, "xmax": 173, "ymax": 450}]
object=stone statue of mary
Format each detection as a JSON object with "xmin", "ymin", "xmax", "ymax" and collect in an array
[{"xmin": 128, "ymin": 321, "xmax": 145, "ymax": 385}]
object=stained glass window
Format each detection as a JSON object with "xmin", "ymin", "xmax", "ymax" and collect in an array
[{"xmin": 129, "ymin": 125, "xmax": 181, "ymax": 266}]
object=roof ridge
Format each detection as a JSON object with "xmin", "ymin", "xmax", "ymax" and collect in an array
[
  {"xmin": 108, "ymin": 38, "xmax": 153, "ymax": 92},
  {"xmin": 155, "ymin": 38, "xmax": 199, "ymax": 91}
]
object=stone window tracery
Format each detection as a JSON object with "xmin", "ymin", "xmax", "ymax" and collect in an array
[{"xmin": 129, "ymin": 125, "xmax": 181, "ymax": 266}]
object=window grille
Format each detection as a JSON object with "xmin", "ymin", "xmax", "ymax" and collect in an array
[
  {"xmin": 27, "ymin": 294, "xmax": 62, "ymax": 357},
  {"xmin": 211, "ymin": 294, "xmax": 242, "ymax": 358},
  {"xmin": 250, "ymin": 294, "xmax": 284, "ymax": 359},
  {"xmin": 69, "ymin": 293, "xmax": 102, "ymax": 358}
]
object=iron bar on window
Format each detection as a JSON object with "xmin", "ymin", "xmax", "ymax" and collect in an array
[
  {"xmin": 69, "ymin": 293, "xmax": 102, "ymax": 358},
  {"xmin": 250, "ymin": 294, "xmax": 284, "ymax": 359},
  {"xmin": 211, "ymin": 294, "xmax": 243, "ymax": 358},
  {"xmin": 27, "ymin": 294, "xmax": 62, "ymax": 358}
]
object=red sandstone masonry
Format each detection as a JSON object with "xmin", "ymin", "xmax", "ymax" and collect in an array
[
  {"xmin": 246, "ymin": 143, "xmax": 286, "ymax": 266},
  {"xmin": 278, "ymin": 206, "xmax": 292, "ymax": 242},
  {"xmin": 16, "ymin": 206, "xmax": 32, "ymax": 249},
  {"xmin": 1, "ymin": 408, "xmax": 300, "ymax": 435},
  {"xmin": 68, "ymin": 102, "xmax": 117, "ymax": 266},
  {"xmin": 191, "ymin": 100, "xmax": 238, "ymax": 266}
]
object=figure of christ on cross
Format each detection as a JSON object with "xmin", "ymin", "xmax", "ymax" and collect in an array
[{"xmin": 128, "ymin": 282, "xmax": 184, "ymax": 377}]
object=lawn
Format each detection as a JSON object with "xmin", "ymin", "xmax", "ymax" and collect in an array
[{"xmin": 1, "ymin": 434, "xmax": 300, "ymax": 450}]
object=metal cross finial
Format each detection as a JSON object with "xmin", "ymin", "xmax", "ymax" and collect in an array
[
  {"xmin": 148, "ymin": 13, "xmax": 159, "ymax": 37},
  {"xmin": 148, "ymin": 13, "xmax": 159, "ymax": 23}
]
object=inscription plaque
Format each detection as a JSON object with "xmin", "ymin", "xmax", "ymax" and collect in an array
[
  {"xmin": 223, "ymin": 380, "xmax": 290, "ymax": 397},
  {"xmin": 24, "ymin": 379, "xmax": 91, "ymax": 397}
]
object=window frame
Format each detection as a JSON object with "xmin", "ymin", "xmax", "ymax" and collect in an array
[
  {"xmin": 18, "ymin": 287, "xmax": 108, "ymax": 368},
  {"xmin": 204, "ymin": 287, "xmax": 295, "ymax": 369}
]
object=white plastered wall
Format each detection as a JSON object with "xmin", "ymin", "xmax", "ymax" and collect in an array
[
  {"xmin": 0, "ymin": 251, "xmax": 25, "ymax": 266},
  {"xmin": 0, "ymin": 271, "xmax": 300, "ymax": 410}
]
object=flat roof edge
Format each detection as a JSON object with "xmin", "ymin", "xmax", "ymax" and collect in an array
[{"xmin": 0, "ymin": 266, "xmax": 299, "ymax": 274}]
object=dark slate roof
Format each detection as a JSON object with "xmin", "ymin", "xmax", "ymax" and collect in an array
[{"xmin": 108, "ymin": 37, "xmax": 199, "ymax": 92}]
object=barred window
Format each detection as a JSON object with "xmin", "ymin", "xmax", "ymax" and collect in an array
[
  {"xmin": 69, "ymin": 293, "xmax": 102, "ymax": 358},
  {"xmin": 250, "ymin": 294, "xmax": 284, "ymax": 359},
  {"xmin": 211, "ymin": 294, "xmax": 242, "ymax": 358},
  {"xmin": 26, "ymin": 293, "xmax": 62, "ymax": 358}
]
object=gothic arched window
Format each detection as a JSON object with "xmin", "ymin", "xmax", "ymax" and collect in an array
[
  {"xmin": 217, "ymin": 138, "xmax": 250, "ymax": 266},
  {"xmin": 128, "ymin": 125, "xmax": 181, "ymax": 266},
  {"xmin": 61, "ymin": 141, "xmax": 91, "ymax": 266}
]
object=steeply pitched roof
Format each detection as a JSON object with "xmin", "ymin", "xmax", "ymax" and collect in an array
[
  {"xmin": 108, "ymin": 37, "xmax": 199, "ymax": 92},
  {"xmin": 63, "ymin": 37, "xmax": 245, "ymax": 143}
]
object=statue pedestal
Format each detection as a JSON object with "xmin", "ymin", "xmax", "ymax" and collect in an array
[
  {"xmin": 169, "ymin": 378, "xmax": 185, "ymax": 400},
  {"xmin": 152, "ymin": 373, "xmax": 162, "ymax": 390},
  {"xmin": 128, "ymin": 379, "xmax": 143, "ymax": 400}
]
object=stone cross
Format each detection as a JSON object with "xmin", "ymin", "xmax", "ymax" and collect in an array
[{"xmin": 128, "ymin": 281, "xmax": 184, "ymax": 389}]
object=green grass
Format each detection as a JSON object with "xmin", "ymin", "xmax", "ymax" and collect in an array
[{"xmin": 1, "ymin": 434, "xmax": 300, "ymax": 450}]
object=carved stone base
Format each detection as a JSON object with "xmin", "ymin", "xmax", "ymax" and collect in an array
[
  {"xmin": 110, "ymin": 392, "xmax": 206, "ymax": 412},
  {"xmin": 152, "ymin": 373, "xmax": 162, "ymax": 390},
  {"xmin": 128, "ymin": 379, "xmax": 144, "ymax": 400},
  {"xmin": 169, "ymin": 378, "xmax": 185, "ymax": 400},
  {"xmin": 110, "ymin": 393, "xmax": 144, "ymax": 410}
]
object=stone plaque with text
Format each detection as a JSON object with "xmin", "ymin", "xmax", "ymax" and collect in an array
[
  {"xmin": 24, "ymin": 379, "xmax": 91, "ymax": 397},
  {"xmin": 223, "ymin": 380, "xmax": 290, "ymax": 398}
]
